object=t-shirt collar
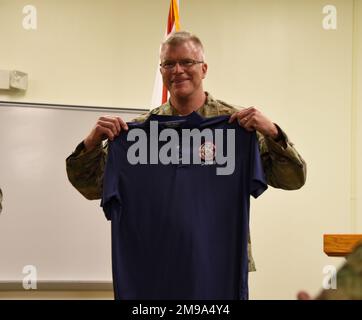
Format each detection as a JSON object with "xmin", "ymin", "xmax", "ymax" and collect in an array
[{"xmin": 145, "ymin": 111, "xmax": 204, "ymax": 128}]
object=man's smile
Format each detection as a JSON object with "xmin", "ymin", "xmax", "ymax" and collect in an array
[{"xmin": 172, "ymin": 78, "xmax": 190, "ymax": 85}]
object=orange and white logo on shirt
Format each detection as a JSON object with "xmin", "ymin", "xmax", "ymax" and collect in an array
[{"xmin": 199, "ymin": 141, "xmax": 216, "ymax": 162}]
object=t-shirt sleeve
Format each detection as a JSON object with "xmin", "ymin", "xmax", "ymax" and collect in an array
[
  {"xmin": 249, "ymin": 132, "xmax": 268, "ymax": 198},
  {"xmin": 100, "ymin": 140, "xmax": 122, "ymax": 221}
]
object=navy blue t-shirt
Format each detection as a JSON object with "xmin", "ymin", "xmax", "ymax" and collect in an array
[{"xmin": 101, "ymin": 112, "xmax": 267, "ymax": 300}]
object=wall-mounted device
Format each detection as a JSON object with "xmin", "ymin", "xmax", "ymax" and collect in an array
[{"xmin": 0, "ymin": 70, "xmax": 28, "ymax": 90}]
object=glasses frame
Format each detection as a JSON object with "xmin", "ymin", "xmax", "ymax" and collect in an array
[{"xmin": 160, "ymin": 59, "xmax": 204, "ymax": 70}]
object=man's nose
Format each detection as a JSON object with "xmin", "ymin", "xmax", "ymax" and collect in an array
[{"xmin": 173, "ymin": 62, "xmax": 184, "ymax": 73}]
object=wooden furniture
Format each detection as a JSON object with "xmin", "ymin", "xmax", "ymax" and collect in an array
[{"xmin": 324, "ymin": 234, "xmax": 362, "ymax": 257}]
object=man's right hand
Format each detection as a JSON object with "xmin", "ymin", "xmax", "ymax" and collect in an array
[{"xmin": 83, "ymin": 116, "xmax": 129, "ymax": 152}]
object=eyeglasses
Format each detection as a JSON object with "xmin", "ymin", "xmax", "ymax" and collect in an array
[{"xmin": 160, "ymin": 59, "xmax": 204, "ymax": 70}]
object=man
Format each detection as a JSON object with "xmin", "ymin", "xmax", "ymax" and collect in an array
[
  {"xmin": 66, "ymin": 31, "xmax": 306, "ymax": 272},
  {"xmin": 298, "ymin": 243, "xmax": 362, "ymax": 300}
]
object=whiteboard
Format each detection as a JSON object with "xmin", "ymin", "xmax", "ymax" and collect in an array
[{"xmin": 0, "ymin": 102, "xmax": 146, "ymax": 288}]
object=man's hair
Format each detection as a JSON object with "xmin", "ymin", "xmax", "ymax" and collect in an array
[{"xmin": 160, "ymin": 31, "xmax": 205, "ymax": 60}]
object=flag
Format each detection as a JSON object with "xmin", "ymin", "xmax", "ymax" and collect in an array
[{"xmin": 151, "ymin": 0, "xmax": 181, "ymax": 108}]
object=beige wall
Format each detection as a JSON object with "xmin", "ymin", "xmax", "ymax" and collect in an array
[
  {"xmin": 0, "ymin": 0, "xmax": 170, "ymax": 107},
  {"xmin": 355, "ymin": 0, "xmax": 362, "ymax": 232},
  {"xmin": 0, "ymin": 0, "xmax": 360, "ymax": 299}
]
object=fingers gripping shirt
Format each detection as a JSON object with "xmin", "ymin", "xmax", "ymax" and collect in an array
[{"xmin": 101, "ymin": 112, "xmax": 267, "ymax": 300}]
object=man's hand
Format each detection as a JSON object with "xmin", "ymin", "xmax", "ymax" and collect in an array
[
  {"xmin": 84, "ymin": 116, "xmax": 129, "ymax": 151},
  {"xmin": 229, "ymin": 107, "xmax": 279, "ymax": 139},
  {"xmin": 297, "ymin": 291, "xmax": 312, "ymax": 300}
]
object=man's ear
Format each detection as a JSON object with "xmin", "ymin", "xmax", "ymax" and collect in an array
[{"xmin": 202, "ymin": 63, "xmax": 208, "ymax": 79}]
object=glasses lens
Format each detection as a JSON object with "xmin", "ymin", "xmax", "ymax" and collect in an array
[{"xmin": 161, "ymin": 61, "xmax": 175, "ymax": 69}]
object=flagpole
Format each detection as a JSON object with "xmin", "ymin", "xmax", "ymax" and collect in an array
[{"xmin": 150, "ymin": 0, "xmax": 181, "ymax": 108}]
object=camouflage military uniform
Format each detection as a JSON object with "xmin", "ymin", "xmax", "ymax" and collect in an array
[
  {"xmin": 66, "ymin": 92, "xmax": 307, "ymax": 272},
  {"xmin": 318, "ymin": 243, "xmax": 362, "ymax": 300}
]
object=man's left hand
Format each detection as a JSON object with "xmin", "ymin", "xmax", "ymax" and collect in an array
[{"xmin": 229, "ymin": 107, "xmax": 279, "ymax": 139}]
